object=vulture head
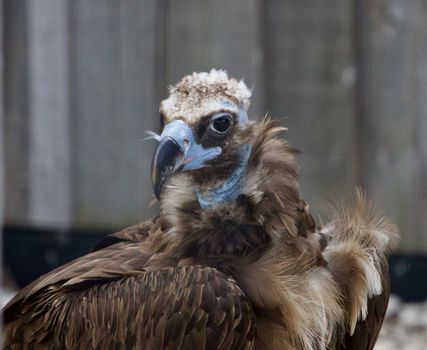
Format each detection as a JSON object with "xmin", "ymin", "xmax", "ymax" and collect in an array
[
  {"xmin": 152, "ymin": 69, "xmax": 255, "ymax": 209},
  {"xmin": 150, "ymin": 70, "xmax": 303, "ymax": 257}
]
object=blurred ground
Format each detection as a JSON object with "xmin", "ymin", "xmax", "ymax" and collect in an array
[
  {"xmin": 376, "ymin": 295, "xmax": 427, "ymax": 350},
  {"xmin": 1, "ymin": 286, "xmax": 425, "ymax": 348}
]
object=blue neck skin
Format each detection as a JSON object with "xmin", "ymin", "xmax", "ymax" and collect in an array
[{"xmin": 196, "ymin": 144, "xmax": 251, "ymax": 209}]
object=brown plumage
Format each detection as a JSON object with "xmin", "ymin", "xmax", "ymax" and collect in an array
[{"xmin": 3, "ymin": 70, "xmax": 399, "ymax": 350}]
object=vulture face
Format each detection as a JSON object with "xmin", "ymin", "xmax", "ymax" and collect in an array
[{"xmin": 151, "ymin": 70, "xmax": 253, "ymax": 208}]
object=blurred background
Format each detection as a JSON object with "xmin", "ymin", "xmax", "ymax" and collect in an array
[{"xmin": 1, "ymin": 0, "xmax": 426, "ymax": 348}]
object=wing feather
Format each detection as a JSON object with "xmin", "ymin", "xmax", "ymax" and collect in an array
[
  {"xmin": 3, "ymin": 220, "xmax": 255, "ymax": 349},
  {"xmin": 4, "ymin": 217, "xmax": 160, "ymax": 312},
  {"xmin": 337, "ymin": 257, "xmax": 390, "ymax": 350},
  {"xmin": 4, "ymin": 266, "xmax": 254, "ymax": 349}
]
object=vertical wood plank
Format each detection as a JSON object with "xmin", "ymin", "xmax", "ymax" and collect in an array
[
  {"xmin": 0, "ymin": 0, "xmax": 4, "ymax": 230},
  {"xmin": 263, "ymin": 0, "xmax": 356, "ymax": 213},
  {"xmin": 4, "ymin": 0, "xmax": 30, "ymax": 225},
  {"xmin": 354, "ymin": 0, "xmax": 427, "ymax": 252},
  {"xmin": 165, "ymin": 0, "xmax": 265, "ymax": 119},
  {"xmin": 26, "ymin": 0, "xmax": 71, "ymax": 228},
  {"xmin": 70, "ymin": 0, "xmax": 158, "ymax": 229}
]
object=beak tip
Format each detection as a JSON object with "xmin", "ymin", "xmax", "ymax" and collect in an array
[
  {"xmin": 150, "ymin": 136, "xmax": 184, "ymax": 200},
  {"xmin": 151, "ymin": 159, "xmax": 163, "ymax": 200},
  {"xmin": 153, "ymin": 184, "xmax": 162, "ymax": 200}
]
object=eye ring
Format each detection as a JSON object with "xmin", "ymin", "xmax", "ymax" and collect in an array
[{"xmin": 209, "ymin": 114, "xmax": 233, "ymax": 134}]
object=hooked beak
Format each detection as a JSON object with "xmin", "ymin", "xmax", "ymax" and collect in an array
[
  {"xmin": 151, "ymin": 136, "xmax": 184, "ymax": 199},
  {"xmin": 150, "ymin": 120, "xmax": 222, "ymax": 199}
]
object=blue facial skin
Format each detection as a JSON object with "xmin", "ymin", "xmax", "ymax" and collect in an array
[
  {"xmin": 196, "ymin": 144, "xmax": 251, "ymax": 208},
  {"xmin": 159, "ymin": 106, "xmax": 250, "ymax": 208}
]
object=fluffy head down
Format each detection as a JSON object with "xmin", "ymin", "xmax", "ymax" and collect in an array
[{"xmin": 160, "ymin": 69, "xmax": 252, "ymax": 124}]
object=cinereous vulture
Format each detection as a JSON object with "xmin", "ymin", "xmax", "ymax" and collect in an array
[{"xmin": 3, "ymin": 70, "xmax": 399, "ymax": 349}]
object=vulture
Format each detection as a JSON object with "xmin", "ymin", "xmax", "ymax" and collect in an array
[{"xmin": 3, "ymin": 70, "xmax": 399, "ymax": 350}]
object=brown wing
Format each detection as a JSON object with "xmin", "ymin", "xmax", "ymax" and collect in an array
[
  {"xmin": 4, "ymin": 265, "xmax": 254, "ymax": 349},
  {"xmin": 4, "ymin": 217, "xmax": 160, "ymax": 313},
  {"xmin": 3, "ymin": 218, "xmax": 254, "ymax": 349},
  {"xmin": 336, "ymin": 257, "xmax": 390, "ymax": 350}
]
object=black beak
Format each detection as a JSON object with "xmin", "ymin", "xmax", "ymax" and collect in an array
[{"xmin": 151, "ymin": 136, "xmax": 184, "ymax": 199}]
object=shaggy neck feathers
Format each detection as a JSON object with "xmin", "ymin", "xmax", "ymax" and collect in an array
[{"xmin": 159, "ymin": 118, "xmax": 305, "ymax": 258}]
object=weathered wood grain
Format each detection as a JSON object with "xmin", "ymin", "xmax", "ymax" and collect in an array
[
  {"xmin": 26, "ymin": 0, "xmax": 71, "ymax": 228},
  {"xmin": 4, "ymin": 0, "xmax": 30, "ymax": 225},
  {"xmin": 262, "ymin": 0, "xmax": 356, "ymax": 215},
  {"xmin": 353, "ymin": 0, "xmax": 427, "ymax": 252},
  {"xmin": 69, "ymin": 0, "xmax": 158, "ymax": 229},
  {"xmin": 0, "ymin": 0, "xmax": 4, "ymax": 230},
  {"xmin": 2, "ymin": 1, "xmax": 426, "ymax": 252}
]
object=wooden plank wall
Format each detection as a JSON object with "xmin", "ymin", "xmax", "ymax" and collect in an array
[
  {"xmin": 263, "ymin": 0, "xmax": 356, "ymax": 209},
  {"xmin": 3, "ymin": 0, "xmax": 427, "ymax": 252},
  {"xmin": 4, "ymin": 0, "xmax": 30, "ymax": 226},
  {"xmin": 27, "ymin": 0, "xmax": 71, "ymax": 228},
  {"xmin": 353, "ymin": 0, "xmax": 427, "ymax": 252},
  {"xmin": 69, "ymin": 0, "xmax": 159, "ymax": 229},
  {"xmin": 0, "ymin": 0, "xmax": 4, "ymax": 231}
]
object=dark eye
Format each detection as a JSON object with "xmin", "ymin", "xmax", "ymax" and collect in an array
[{"xmin": 210, "ymin": 114, "xmax": 233, "ymax": 134}]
